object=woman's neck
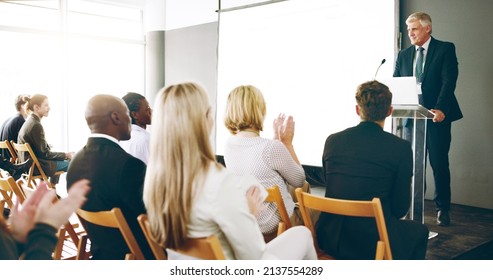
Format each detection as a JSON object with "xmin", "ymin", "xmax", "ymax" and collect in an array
[{"xmin": 236, "ymin": 129, "xmax": 260, "ymax": 138}]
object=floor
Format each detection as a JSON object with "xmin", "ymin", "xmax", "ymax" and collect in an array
[{"xmin": 310, "ymin": 185, "xmax": 493, "ymax": 260}]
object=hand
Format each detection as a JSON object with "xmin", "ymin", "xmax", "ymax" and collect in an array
[
  {"xmin": 431, "ymin": 109, "xmax": 445, "ymax": 123},
  {"xmin": 273, "ymin": 113, "xmax": 286, "ymax": 140},
  {"xmin": 279, "ymin": 115, "xmax": 295, "ymax": 146},
  {"xmin": 245, "ymin": 185, "xmax": 265, "ymax": 218},
  {"xmin": 9, "ymin": 182, "xmax": 50, "ymax": 243},
  {"xmin": 35, "ymin": 179, "xmax": 90, "ymax": 229},
  {"xmin": 65, "ymin": 152, "xmax": 75, "ymax": 160}
]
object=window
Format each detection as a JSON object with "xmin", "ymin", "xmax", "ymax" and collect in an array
[{"xmin": 0, "ymin": 0, "xmax": 144, "ymax": 151}]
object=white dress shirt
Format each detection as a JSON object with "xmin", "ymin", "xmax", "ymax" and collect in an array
[{"xmin": 120, "ymin": 124, "xmax": 150, "ymax": 164}]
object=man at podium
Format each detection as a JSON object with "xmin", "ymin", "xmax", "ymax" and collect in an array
[{"xmin": 393, "ymin": 12, "xmax": 463, "ymax": 226}]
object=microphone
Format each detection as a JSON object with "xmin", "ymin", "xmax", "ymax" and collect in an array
[{"xmin": 374, "ymin": 58, "xmax": 386, "ymax": 79}]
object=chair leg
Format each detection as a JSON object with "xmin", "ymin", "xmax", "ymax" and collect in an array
[
  {"xmin": 76, "ymin": 235, "xmax": 90, "ymax": 260},
  {"xmin": 53, "ymin": 227, "xmax": 67, "ymax": 260}
]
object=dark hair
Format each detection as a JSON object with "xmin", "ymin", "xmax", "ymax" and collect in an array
[
  {"xmin": 122, "ymin": 92, "xmax": 145, "ymax": 124},
  {"xmin": 28, "ymin": 94, "xmax": 48, "ymax": 111},
  {"xmin": 355, "ymin": 80, "xmax": 392, "ymax": 121},
  {"xmin": 15, "ymin": 95, "xmax": 30, "ymax": 112}
]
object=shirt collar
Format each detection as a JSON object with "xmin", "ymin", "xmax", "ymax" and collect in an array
[
  {"xmin": 89, "ymin": 133, "xmax": 120, "ymax": 144},
  {"xmin": 416, "ymin": 37, "xmax": 431, "ymax": 52}
]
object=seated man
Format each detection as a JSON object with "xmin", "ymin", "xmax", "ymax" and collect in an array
[
  {"xmin": 66, "ymin": 94, "xmax": 153, "ymax": 260},
  {"xmin": 317, "ymin": 80, "xmax": 429, "ymax": 260},
  {"xmin": 119, "ymin": 92, "xmax": 152, "ymax": 164},
  {"xmin": 1, "ymin": 94, "xmax": 30, "ymax": 160},
  {"xmin": 17, "ymin": 94, "xmax": 73, "ymax": 184}
]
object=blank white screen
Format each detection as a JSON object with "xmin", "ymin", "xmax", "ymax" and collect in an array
[{"xmin": 216, "ymin": 0, "xmax": 397, "ymax": 166}]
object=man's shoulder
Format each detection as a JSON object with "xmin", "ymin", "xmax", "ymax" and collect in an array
[{"xmin": 430, "ymin": 37, "xmax": 456, "ymax": 50}]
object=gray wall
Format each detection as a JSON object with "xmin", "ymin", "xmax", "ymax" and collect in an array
[
  {"xmin": 163, "ymin": 0, "xmax": 493, "ymax": 209},
  {"xmin": 163, "ymin": 22, "xmax": 219, "ymax": 145}
]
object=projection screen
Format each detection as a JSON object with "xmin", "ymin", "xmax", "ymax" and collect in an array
[{"xmin": 216, "ymin": 0, "xmax": 399, "ymax": 166}]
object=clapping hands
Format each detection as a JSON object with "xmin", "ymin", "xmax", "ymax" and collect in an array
[
  {"xmin": 273, "ymin": 113, "xmax": 295, "ymax": 146},
  {"xmin": 9, "ymin": 180, "xmax": 90, "ymax": 243}
]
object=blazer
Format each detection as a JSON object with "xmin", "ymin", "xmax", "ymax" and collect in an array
[
  {"xmin": 66, "ymin": 137, "xmax": 154, "ymax": 260},
  {"xmin": 393, "ymin": 37, "xmax": 463, "ymax": 122},
  {"xmin": 317, "ymin": 122, "xmax": 424, "ymax": 259},
  {"xmin": 17, "ymin": 114, "xmax": 66, "ymax": 177}
]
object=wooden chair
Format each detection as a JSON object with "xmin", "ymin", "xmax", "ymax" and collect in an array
[
  {"xmin": 295, "ymin": 188, "xmax": 393, "ymax": 260},
  {"xmin": 138, "ymin": 214, "xmax": 225, "ymax": 260},
  {"xmin": 75, "ymin": 207, "xmax": 145, "ymax": 260},
  {"xmin": 137, "ymin": 214, "xmax": 167, "ymax": 260},
  {"xmin": 0, "ymin": 140, "xmax": 17, "ymax": 164},
  {"xmin": 174, "ymin": 235, "xmax": 226, "ymax": 260},
  {"xmin": 0, "ymin": 176, "xmax": 27, "ymax": 206},
  {"xmin": 265, "ymin": 185, "xmax": 292, "ymax": 236},
  {"xmin": 10, "ymin": 141, "xmax": 64, "ymax": 189},
  {"xmin": 0, "ymin": 176, "xmax": 16, "ymax": 211}
]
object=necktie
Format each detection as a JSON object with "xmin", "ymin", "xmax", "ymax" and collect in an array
[{"xmin": 415, "ymin": 47, "xmax": 424, "ymax": 83}]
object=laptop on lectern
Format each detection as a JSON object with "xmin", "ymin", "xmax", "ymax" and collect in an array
[
  {"xmin": 379, "ymin": 77, "xmax": 435, "ymax": 118},
  {"xmin": 379, "ymin": 77, "xmax": 419, "ymax": 105}
]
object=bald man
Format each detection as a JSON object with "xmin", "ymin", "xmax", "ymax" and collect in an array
[{"xmin": 66, "ymin": 94, "xmax": 154, "ymax": 260}]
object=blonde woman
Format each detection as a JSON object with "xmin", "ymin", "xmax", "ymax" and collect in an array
[
  {"xmin": 223, "ymin": 85, "xmax": 306, "ymax": 240},
  {"xmin": 143, "ymin": 82, "xmax": 316, "ymax": 260}
]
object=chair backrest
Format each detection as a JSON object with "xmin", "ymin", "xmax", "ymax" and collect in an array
[
  {"xmin": 295, "ymin": 188, "xmax": 393, "ymax": 260},
  {"xmin": 265, "ymin": 185, "xmax": 292, "ymax": 235},
  {"xmin": 10, "ymin": 141, "xmax": 59, "ymax": 188},
  {"xmin": 138, "ymin": 214, "xmax": 225, "ymax": 260},
  {"xmin": 0, "ymin": 176, "xmax": 27, "ymax": 206},
  {"xmin": 0, "ymin": 176, "xmax": 16, "ymax": 210},
  {"xmin": 175, "ymin": 235, "xmax": 226, "ymax": 260},
  {"xmin": 137, "ymin": 214, "xmax": 167, "ymax": 260},
  {"xmin": 76, "ymin": 207, "xmax": 145, "ymax": 260},
  {"xmin": 0, "ymin": 140, "xmax": 17, "ymax": 164}
]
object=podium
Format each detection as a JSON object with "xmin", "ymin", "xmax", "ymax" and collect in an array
[{"xmin": 391, "ymin": 104, "xmax": 434, "ymax": 223}]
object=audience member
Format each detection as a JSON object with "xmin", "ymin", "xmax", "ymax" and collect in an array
[
  {"xmin": 17, "ymin": 94, "xmax": 73, "ymax": 184},
  {"xmin": 1, "ymin": 95, "xmax": 30, "ymax": 160},
  {"xmin": 119, "ymin": 92, "xmax": 152, "ymax": 164},
  {"xmin": 0, "ymin": 180, "xmax": 89, "ymax": 260},
  {"xmin": 223, "ymin": 85, "xmax": 308, "ymax": 240},
  {"xmin": 143, "ymin": 82, "xmax": 316, "ymax": 260},
  {"xmin": 317, "ymin": 80, "xmax": 429, "ymax": 259},
  {"xmin": 66, "ymin": 94, "xmax": 154, "ymax": 260}
]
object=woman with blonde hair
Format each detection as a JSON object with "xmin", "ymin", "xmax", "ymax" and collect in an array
[
  {"xmin": 223, "ymin": 85, "xmax": 307, "ymax": 240},
  {"xmin": 143, "ymin": 82, "xmax": 316, "ymax": 260}
]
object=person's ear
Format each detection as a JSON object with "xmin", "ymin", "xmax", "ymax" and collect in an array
[
  {"xmin": 355, "ymin": 105, "xmax": 361, "ymax": 116},
  {"xmin": 109, "ymin": 111, "xmax": 121, "ymax": 125},
  {"xmin": 130, "ymin": 110, "xmax": 139, "ymax": 120},
  {"xmin": 387, "ymin": 106, "xmax": 393, "ymax": 117}
]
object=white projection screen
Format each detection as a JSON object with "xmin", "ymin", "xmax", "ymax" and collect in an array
[{"xmin": 216, "ymin": 0, "xmax": 398, "ymax": 166}]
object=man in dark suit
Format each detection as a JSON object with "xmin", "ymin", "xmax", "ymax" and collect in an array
[
  {"xmin": 393, "ymin": 12, "xmax": 463, "ymax": 226},
  {"xmin": 317, "ymin": 81, "xmax": 429, "ymax": 259},
  {"xmin": 66, "ymin": 94, "xmax": 154, "ymax": 260},
  {"xmin": 1, "ymin": 94, "xmax": 30, "ymax": 160}
]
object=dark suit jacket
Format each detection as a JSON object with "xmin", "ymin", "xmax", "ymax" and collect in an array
[
  {"xmin": 17, "ymin": 114, "xmax": 66, "ymax": 177},
  {"xmin": 317, "ymin": 122, "xmax": 427, "ymax": 259},
  {"xmin": 66, "ymin": 137, "xmax": 154, "ymax": 260},
  {"xmin": 393, "ymin": 37, "xmax": 463, "ymax": 122},
  {"xmin": 1, "ymin": 113, "xmax": 25, "ymax": 159}
]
